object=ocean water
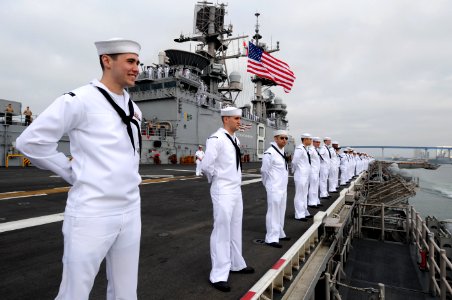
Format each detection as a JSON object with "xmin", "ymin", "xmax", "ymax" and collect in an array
[{"xmin": 406, "ymin": 164, "xmax": 452, "ymax": 221}]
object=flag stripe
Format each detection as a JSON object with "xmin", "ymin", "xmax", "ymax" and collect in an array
[{"xmin": 246, "ymin": 42, "xmax": 296, "ymax": 93}]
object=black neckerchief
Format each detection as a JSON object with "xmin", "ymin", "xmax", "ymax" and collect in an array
[
  {"xmin": 224, "ymin": 133, "xmax": 242, "ymax": 171},
  {"xmin": 303, "ymin": 146, "xmax": 311, "ymax": 165},
  {"xmin": 96, "ymin": 86, "xmax": 141, "ymax": 154},
  {"xmin": 326, "ymin": 146, "xmax": 332, "ymax": 158},
  {"xmin": 316, "ymin": 148, "xmax": 324, "ymax": 161},
  {"xmin": 271, "ymin": 144, "xmax": 288, "ymax": 170}
]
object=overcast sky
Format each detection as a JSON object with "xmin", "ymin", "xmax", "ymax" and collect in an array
[{"xmin": 1, "ymin": 0, "xmax": 451, "ymax": 156}]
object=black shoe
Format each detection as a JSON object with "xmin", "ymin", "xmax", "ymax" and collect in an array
[
  {"xmin": 306, "ymin": 215, "xmax": 313, "ymax": 219},
  {"xmin": 280, "ymin": 237, "xmax": 291, "ymax": 241},
  {"xmin": 308, "ymin": 205, "xmax": 318, "ymax": 208},
  {"xmin": 266, "ymin": 242, "xmax": 283, "ymax": 248},
  {"xmin": 320, "ymin": 197, "xmax": 328, "ymax": 200},
  {"xmin": 211, "ymin": 281, "xmax": 231, "ymax": 292},
  {"xmin": 231, "ymin": 266, "xmax": 255, "ymax": 274},
  {"xmin": 317, "ymin": 204, "xmax": 324, "ymax": 207},
  {"xmin": 296, "ymin": 218, "xmax": 308, "ymax": 222}
]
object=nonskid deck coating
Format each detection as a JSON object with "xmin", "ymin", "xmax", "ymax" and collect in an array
[{"xmin": 0, "ymin": 163, "xmax": 349, "ymax": 300}]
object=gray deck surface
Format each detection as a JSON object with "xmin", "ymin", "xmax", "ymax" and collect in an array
[
  {"xmin": 0, "ymin": 163, "xmax": 348, "ymax": 300},
  {"xmin": 340, "ymin": 239, "xmax": 433, "ymax": 300}
]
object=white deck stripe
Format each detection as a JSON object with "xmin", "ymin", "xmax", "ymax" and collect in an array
[
  {"xmin": 0, "ymin": 177, "xmax": 262, "ymax": 233},
  {"xmin": 241, "ymin": 178, "xmax": 262, "ymax": 185},
  {"xmin": 0, "ymin": 213, "xmax": 64, "ymax": 233}
]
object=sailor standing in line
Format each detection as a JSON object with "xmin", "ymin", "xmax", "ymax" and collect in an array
[
  {"xmin": 292, "ymin": 133, "xmax": 313, "ymax": 221},
  {"xmin": 195, "ymin": 145, "xmax": 205, "ymax": 176},
  {"xmin": 318, "ymin": 137, "xmax": 331, "ymax": 199},
  {"xmin": 330, "ymin": 140, "xmax": 340, "ymax": 192},
  {"xmin": 346, "ymin": 148, "xmax": 353, "ymax": 182},
  {"xmin": 351, "ymin": 150, "xmax": 358, "ymax": 178},
  {"xmin": 16, "ymin": 38, "xmax": 143, "ymax": 300},
  {"xmin": 308, "ymin": 137, "xmax": 322, "ymax": 208},
  {"xmin": 339, "ymin": 148, "xmax": 349, "ymax": 186},
  {"xmin": 201, "ymin": 107, "xmax": 254, "ymax": 293},
  {"xmin": 261, "ymin": 130, "xmax": 290, "ymax": 249}
]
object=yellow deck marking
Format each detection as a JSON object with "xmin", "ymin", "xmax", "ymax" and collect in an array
[{"xmin": 0, "ymin": 175, "xmax": 199, "ymax": 200}]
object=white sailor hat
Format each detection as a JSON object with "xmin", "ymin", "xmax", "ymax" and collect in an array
[
  {"xmin": 221, "ymin": 106, "xmax": 242, "ymax": 116},
  {"xmin": 274, "ymin": 130, "xmax": 288, "ymax": 137},
  {"xmin": 198, "ymin": 145, "xmax": 203, "ymax": 148},
  {"xmin": 332, "ymin": 140, "xmax": 339, "ymax": 144},
  {"xmin": 323, "ymin": 137, "xmax": 332, "ymax": 141},
  {"xmin": 301, "ymin": 133, "xmax": 312, "ymax": 139},
  {"xmin": 313, "ymin": 137, "xmax": 322, "ymax": 142},
  {"xmin": 95, "ymin": 38, "xmax": 141, "ymax": 55}
]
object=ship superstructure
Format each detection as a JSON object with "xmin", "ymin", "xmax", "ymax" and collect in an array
[{"xmin": 128, "ymin": 1, "xmax": 292, "ymax": 164}]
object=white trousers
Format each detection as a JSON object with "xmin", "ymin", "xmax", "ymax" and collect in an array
[
  {"xmin": 55, "ymin": 208, "xmax": 141, "ymax": 300},
  {"xmin": 308, "ymin": 170, "xmax": 320, "ymax": 206},
  {"xmin": 265, "ymin": 190, "xmax": 287, "ymax": 244},
  {"xmin": 328, "ymin": 165, "xmax": 338, "ymax": 192},
  {"xmin": 196, "ymin": 160, "xmax": 202, "ymax": 176},
  {"xmin": 340, "ymin": 166, "xmax": 348, "ymax": 185},
  {"xmin": 210, "ymin": 193, "xmax": 247, "ymax": 283},
  {"xmin": 319, "ymin": 165, "xmax": 329, "ymax": 197},
  {"xmin": 294, "ymin": 176, "xmax": 310, "ymax": 219}
]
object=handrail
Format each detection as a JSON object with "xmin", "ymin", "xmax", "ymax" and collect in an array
[
  {"xmin": 241, "ymin": 172, "xmax": 367, "ymax": 300},
  {"xmin": 359, "ymin": 197, "xmax": 451, "ymax": 299}
]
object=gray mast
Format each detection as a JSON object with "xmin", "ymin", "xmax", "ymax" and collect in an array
[
  {"xmin": 251, "ymin": 13, "xmax": 264, "ymax": 120},
  {"xmin": 250, "ymin": 12, "xmax": 280, "ymax": 122}
]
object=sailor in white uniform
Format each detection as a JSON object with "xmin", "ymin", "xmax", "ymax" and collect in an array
[
  {"xmin": 261, "ymin": 130, "xmax": 290, "ymax": 249},
  {"xmin": 16, "ymin": 38, "xmax": 143, "ymax": 300},
  {"xmin": 195, "ymin": 145, "xmax": 205, "ymax": 176},
  {"xmin": 339, "ymin": 148, "xmax": 349, "ymax": 186},
  {"xmin": 164, "ymin": 65, "xmax": 169, "ymax": 77},
  {"xmin": 318, "ymin": 137, "xmax": 331, "ymax": 198},
  {"xmin": 201, "ymin": 107, "xmax": 254, "ymax": 293},
  {"xmin": 352, "ymin": 150, "xmax": 358, "ymax": 177},
  {"xmin": 292, "ymin": 133, "xmax": 313, "ymax": 221},
  {"xmin": 346, "ymin": 148, "xmax": 354, "ymax": 182},
  {"xmin": 333, "ymin": 145, "xmax": 342, "ymax": 187},
  {"xmin": 330, "ymin": 140, "xmax": 340, "ymax": 192},
  {"xmin": 308, "ymin": 137, "xmax": 322, "ymax": 207}
]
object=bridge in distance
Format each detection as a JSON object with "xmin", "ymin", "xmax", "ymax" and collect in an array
[{"xmin": 343, "ymin": 145, "xmax": 452, "ymax": 158}]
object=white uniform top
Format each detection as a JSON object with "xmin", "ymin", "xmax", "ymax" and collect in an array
[
  {"xmin": 195, "ymin": 150, "xmax": 205, "ymax": 161},
  {"xmin": 291, "ymin": 144, "xmax": 312, "ymax": 179},
  {"xmin": 327, "ymin": 146, "xmax": 337, "ymax": 165},
  {"xmin": 318, "ymin": 145, "xmax": 330, "ymax": 166},
  {"xmin": 201, "ymin": 127, "xmax": 242, "ymax": 194},
  {"xmin": 16, "ymin": 79, "xmax": 142, "ymax": 217},
  {"xmin": 261, "ymin": 142, "xmax": 288, "ymax": 192},
  {"xmin": 310, "ymin": 146, "xmax": 321, "ymax": 173}
]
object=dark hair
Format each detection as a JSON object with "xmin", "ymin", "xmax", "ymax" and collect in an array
[{"xmin": 99, "ymin": 54, "xmax": 119, "ymax": 70}]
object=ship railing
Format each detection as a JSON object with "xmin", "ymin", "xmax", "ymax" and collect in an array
[
  {"xmin": 141, "ymin": 124, "xmax": 174, "ymax": 139},
  {"xmin": 241, "ymin": 113, "xmax": 262, "ymax": 123},
  {"xmin": 410, "ymin": 206, "xmax": 452, "ymax": 299},
  {"xmin": 359, "ymin": 202, "xmax": 452, "ymax": 299},
  {"xmin": 1, "ymin": 114, "xmax": 38, "ymax": 126},
  {"xmin": 357, "ymin": 203, "xmax": 411, "ymax": 241},
  {"xmin": 241, "ymin": 172, "xmax": 367, "ymax": 300},
  {"xmin": 137, "ymin": 67, "xmax": 201, "ymax": 83}
]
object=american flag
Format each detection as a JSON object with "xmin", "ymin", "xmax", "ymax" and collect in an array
[
  {"xmin": 246, "ymin": 42, "xmax": 296, "ymax": 93},
  {"xmin": 239, "ymin": 123, "xmax": 252, "ymax": 132}
]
